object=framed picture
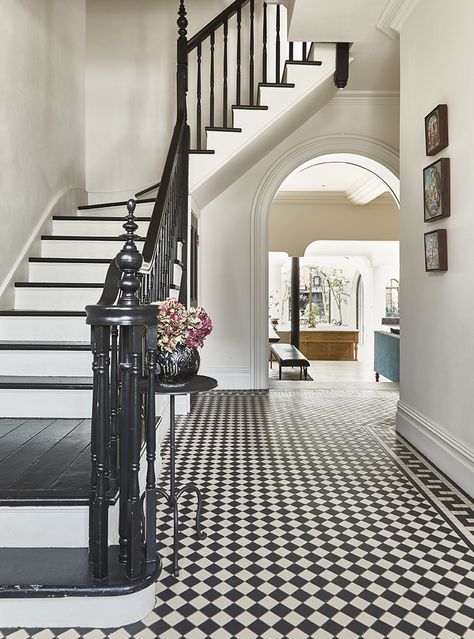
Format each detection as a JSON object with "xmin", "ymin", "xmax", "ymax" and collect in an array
[
  {"xmin": 423, "ymin": 158, "xmax": 450, "ymax": 222},
  {"xmin": 425, "ymin": 104, "xmax": 448, "ymax": 155},
  {"xmin": 424, "ymin": 229, "xmax": 448, "ymax": 272}
]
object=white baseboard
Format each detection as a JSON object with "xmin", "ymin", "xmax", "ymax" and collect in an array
[
  {"xmin": 199, "ymin": 366, "xmax": 253, "ymax": 390},
  {"xmin": 0, "ymin": 582, "xmax": 156, "ymax": 628},
  {"xmin": 396, "ymin": 401, "xmax": 474, "ymax": 497}
]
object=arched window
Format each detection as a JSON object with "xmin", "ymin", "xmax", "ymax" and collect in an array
[{"xmin": 385, "ymin": 278, "xmax": 399, "ymax": 318}]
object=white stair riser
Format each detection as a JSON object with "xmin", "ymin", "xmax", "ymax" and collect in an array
[
  {"xmin": 77, "ymin": 202, "xmax": 154, "ymax": 217},
  {"xmin": 232, "ymin": 109, "xmax": 268, "ymax": 134},
  {"xmin": 0, "ymin": 388, "xmax": 92, "ymax": 418},
  {"xmin": 0, "ymin": 317, "xmax": 89, "ymax": 341},
  {"xmin": 0, "ymin": 506, "xmax": 88, "ymax": 548},
  {"xmin": 0, "ymin": 350, "xmax": 92, "ymax": 376},
  {"xmin": 52, "ymin": 219, "xmax": 150, "ymax": 236},
  {"xmin": 15, "ymin": 287, "xmax": 101, "ymax": 311},
  {"xmin": 29, "ymin": 262, "xmax": 110, "ymax": 283},
  {"xmin": 41, "ymin": 240, "xmax": 144, "ymax": 259},
  {"xmin": 0, "ymin": 584, "xmax": 156, "ymax": 629}
]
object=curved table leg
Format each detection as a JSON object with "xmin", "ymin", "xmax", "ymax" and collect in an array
[{"xmin": 177, "ymin": 483, "xmax": 207, "ymax": 540}]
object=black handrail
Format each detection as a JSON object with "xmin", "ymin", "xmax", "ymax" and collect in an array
[
  {"xmin": 141, "ymin": 114, "xmax": 186, "ymax": 269},
  {"xmin": 187, "ymin": 0, "xmax": 250, "ymax": 52},
  {"xmin": 135, "ymin": 181, "xmax": 160, "ymax": 199}
]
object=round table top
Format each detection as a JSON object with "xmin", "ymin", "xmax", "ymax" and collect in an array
[{"xmin": 154, "ymin": 374, "xmax": 218, "ymax": 396}]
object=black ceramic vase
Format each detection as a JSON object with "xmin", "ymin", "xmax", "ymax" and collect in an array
[{"xmin": 155, "ymin": 344, "xmax": 200, "ymax": 387}]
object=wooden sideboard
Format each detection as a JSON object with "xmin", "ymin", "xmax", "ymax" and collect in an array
[{"xmin": 277, "ymin": 329, "xmax": 359, "ymax": 361}]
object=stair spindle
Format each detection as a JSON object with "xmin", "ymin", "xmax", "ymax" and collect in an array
[
  {"xmin": 210, "ymin": 31, "xmax": 215, "ymax": 127},
  {"xmin": 236, "ymin": 7, "xmax": 242, "ymax": 105},
  {"xmin": 108, "ymin": 326, "xmax": 119, "ymax": 495},
  {"xmin": 196, "ymin": 42, "xmax": 202, "ymax": 149},
  {"xmin": 303, "ymin": 41, "xmax": 308, "ymax": 61},
  {"xmin": 249, "ymin": 0, "xmax": 255, "ymax": 104},
  {"xmin": 145, "ymin": 324, "xmax": 157, "ymax": 563},
  {"xmin": 263, "ymin": 3, "xmax": 268, "ymax": 83},
  {"xmin": 275, "ymin": 4, "xmax": 281, "ymax": 82},
  {"xmin": 223, "ymin": 20, "xmax": 228, "ymax": 127},
  {"xmin": 289, "ymin": 41, "xmax": 294, "ymax": 62}
]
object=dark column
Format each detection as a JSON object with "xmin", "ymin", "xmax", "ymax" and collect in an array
[{"xmin": 291, "ymin": 257, "xmax": 300, "ymax": 349}]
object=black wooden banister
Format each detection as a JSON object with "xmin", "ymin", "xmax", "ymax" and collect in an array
[
  {"xmin": 85, "ymin": 0, "xmax": 345, "ymax": 588},
  {"xmin": 141, "ymin": 114, "xmax": 186, "ymax": 270},
  {"xmin": 187, "ymin": 0, "xmax": 251, "ymax": 52}
]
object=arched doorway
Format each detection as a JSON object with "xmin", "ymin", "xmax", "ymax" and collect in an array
[{"xmin": 251, "ymin": 136, "xmax": 400, "ymax": 388}]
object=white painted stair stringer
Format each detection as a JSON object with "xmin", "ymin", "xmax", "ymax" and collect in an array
[{"xmin": 189, "ymin": 44, "xmax": 337, "ymax": 191}]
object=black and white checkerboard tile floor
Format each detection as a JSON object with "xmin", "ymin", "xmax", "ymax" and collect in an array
[{"xmin": 2, "ymin": 390, "xmax": 473, "ymax": 639}]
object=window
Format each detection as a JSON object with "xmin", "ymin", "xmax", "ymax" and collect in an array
[{"xmin": 385, "ymin": 278, "xmax": 399, "ymax": 318}]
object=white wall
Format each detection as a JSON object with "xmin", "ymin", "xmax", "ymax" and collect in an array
[
  {"xmin": 0, "ymin": 0, "xmax": 86, "ymax": 290},
  {"xmin": 198, "ymin": 95, "xmax": 399, "ymax": 388},
  {"xmin": 270, "ymin": 194, "xmax": 399, "ymax": 255},
  {"xmin": 398, "ymin": 0, "xmax": 474, "ymax": 495},
  {"xmin": 86, "ymin": 0, "xmax": 230, "ymax": 200}
]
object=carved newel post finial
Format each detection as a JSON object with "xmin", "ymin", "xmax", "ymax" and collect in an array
[
  {"xmin": 178, "ymin": 0, "xmax": 188, "ymax": 38},
  {"xmin": 115, "ymin": 199, "xmax": 143, "ymax": 307}
]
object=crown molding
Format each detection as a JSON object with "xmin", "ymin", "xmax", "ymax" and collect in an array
[
  {"xmin": 331, "ymin": 90, "xmax": 400, "ymax": 107},
  {"xmin": 377, "ymin": 0, "xmax": 421, "ymax": 40},
  {"xmin": 345, "ymin": 174, "xmax": 388, "ymax": 206}
]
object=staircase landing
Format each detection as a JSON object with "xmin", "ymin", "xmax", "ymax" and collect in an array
[{"xmin": 0, "ymin": 418, "xmax": 90, "ymax": 506}]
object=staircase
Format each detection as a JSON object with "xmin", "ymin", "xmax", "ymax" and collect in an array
[{"xmin": 0, "ymin": 0, "xmax": 350, "ymax": 629}]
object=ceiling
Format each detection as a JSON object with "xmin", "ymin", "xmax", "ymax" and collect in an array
[
  {"xmin": 304, "ymin": 240, "xmax": 399, "ymax": 265},
  {"xmin": 278, "ymin": 161, "xmax": 390, "ymax": 205}
]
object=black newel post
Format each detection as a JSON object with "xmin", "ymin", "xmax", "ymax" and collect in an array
[
  {"xmin": 291, "ymin": 257, "xmax": 300, "ymax": 349},
  {"xmin": 334, "ymin": 43, "xmax": 350, "ymax": 89},
  {"xmin": 177, "ymin": 0, "xmax": 188, "ymax": 116}
]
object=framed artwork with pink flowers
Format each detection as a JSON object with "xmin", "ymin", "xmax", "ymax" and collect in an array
[
  {"xmin": 425, "ymin": 104, "xmax": 448, "ymax": 156},
  {"xmin": 423, "ymin": 157, "xmax": 450, "ymax": 222}
]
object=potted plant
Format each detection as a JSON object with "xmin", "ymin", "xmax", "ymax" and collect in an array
[{"xmin": 152, "ymin": 298, "xmax": 213, "ymax": 387}]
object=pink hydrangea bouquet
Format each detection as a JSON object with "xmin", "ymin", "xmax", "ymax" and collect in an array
[{"xmin": 153, "ymin": 298, "xmax": 213, "ymax": 353}]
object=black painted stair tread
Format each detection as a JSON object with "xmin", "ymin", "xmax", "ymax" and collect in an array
[
  {"xmin": 0, "ymin": 341, "xmax": 90, "ymax": 351},
  {"xmin": 29, "ymin": 257, "xmax": 112, "ymax": 264},
  {"xmin": 205, "ymin": 126, "xmax": 243, "ymax": 132},
  {"xmin": 258, "ymin": 82, "xmax": 296, "ymax": 88},
  {"xmin": 0, "ymin": 418, "xmax": 90, "ymax": 505},
  {"xmin": 52, "ymin": 215, "xmax": 152, "ymax": 222},
  {"xmin": 77, "ymin": 198, "xmax": 155, "ymax": 210},
  {"xmin": 41, "ymin": 235, "xmax": 146, "ymax": 241},
  {"xmin": 189, "ymin": 149, "xmax": 215, "ymax": 154},
  {"xmin": 232, "ymin": 104, "xmax": 269, "ymax": 110},
  {"xmin": 15, "ymin": 282, "xmax": 104, "ymax": 288},
  {"xmin": 0, "ymin": 376, "xmax": 93, "ymax": 389},
  {"xmin": 285, "ymin": 59, "xmax": 322, "ymax": 66},
  {"xmin": 0, "ymin": 547, "xmax": 159, "ymax": 597},
  {"xmin": 0, "ymin": 310, "xmax": 86, "ymax": 316}
]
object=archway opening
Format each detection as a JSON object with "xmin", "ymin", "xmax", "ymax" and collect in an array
[{"xmin": 252, "ymin": 144, "xmax": 400, "ymax": 388}]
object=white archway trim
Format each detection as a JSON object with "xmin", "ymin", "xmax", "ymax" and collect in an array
[{"xmin": 250, "ymin": 135, "xmax": 400, "ymax": 388}]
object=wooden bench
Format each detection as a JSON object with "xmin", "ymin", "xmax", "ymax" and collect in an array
[{"xmin": 270, "ymin": 343, "xmax": 310, "ymax": 380}]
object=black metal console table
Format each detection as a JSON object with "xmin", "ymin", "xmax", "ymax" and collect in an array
[{"xmin": 155, "ymin": 374, "xmax": 217, "ymax": 576}]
